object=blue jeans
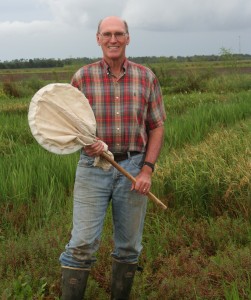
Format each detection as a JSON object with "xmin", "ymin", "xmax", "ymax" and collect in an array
[{"xmin": 59, "ymin": 152, "xmax": 147, "ymax": 269}]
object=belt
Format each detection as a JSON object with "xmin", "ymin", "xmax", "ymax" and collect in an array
[{"xmin": 113, "ymin": 151, "xmax": 141, "ymax": 162}]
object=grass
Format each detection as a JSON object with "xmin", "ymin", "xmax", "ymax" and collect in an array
[
  {"xmin": 0, "ymin": 145, "xmax": 78, "ymax": 236},
  {"xmin": 155, "ymin": 119, "xmax": 251, "ymax": 218},
  {"xmin": 163, "ymin": 93, "xmax": 251, "ymax": 149},
  {"xmin": 0, "ymin": 63, "xmax": 251, "ymax": 299}
]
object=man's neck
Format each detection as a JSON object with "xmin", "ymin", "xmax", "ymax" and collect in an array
[{"xmin": 104, "ymin": 57, "xmax": 126, "ymax": 75}]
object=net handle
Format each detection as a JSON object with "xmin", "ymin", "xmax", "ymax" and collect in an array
[{"xmin": 101, "ymin": 152, "xmax": 167, "ymax": 210}]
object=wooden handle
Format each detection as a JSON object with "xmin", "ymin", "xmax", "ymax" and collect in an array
[{"xmin": 101, "ymin": 152, "xmax": 167, "ymax": 210}]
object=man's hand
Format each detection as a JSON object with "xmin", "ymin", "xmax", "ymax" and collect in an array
[
  {"xmin": 84, "ymin": 141, "xmax": 105, "ymax": 157},
  {"xmin": 131, "ymin": 166, "xmax": 153, "ymax": 195}
]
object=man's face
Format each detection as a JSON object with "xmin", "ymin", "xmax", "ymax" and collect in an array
[{"xmin": 97, "ymin": 17, "xmax": 130, "ymax": 61}]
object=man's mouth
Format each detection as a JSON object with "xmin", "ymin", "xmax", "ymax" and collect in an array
[{"xmin": 108, "ymin": 46, "xmax": 119, "ymax": 50}]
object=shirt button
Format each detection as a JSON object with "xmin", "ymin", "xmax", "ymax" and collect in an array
[{"xmin": 116, "ymin": 111, "xmax": 120, "ymax": 115}]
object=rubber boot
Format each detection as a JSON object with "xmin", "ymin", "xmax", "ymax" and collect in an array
[
  {"xmin": 111, "ymin": 260, "xmax": 137, "ymax": 300},
  {"xmin": 61, "ymin": 266, "xmax": 90, "ymax": 300}
]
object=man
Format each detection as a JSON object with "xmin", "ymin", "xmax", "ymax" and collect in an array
[{"xmin": 59, "ymin": 16, "xmax": 166, "ymax": 299}]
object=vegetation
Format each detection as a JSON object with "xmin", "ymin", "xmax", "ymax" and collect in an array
[
  {"xmin": 0, "ymin": 58, "xmax": 91, "ymax": 69},
  {"xmin": 0, "ymin": 59, "xmax": 250, "ymax": 299},
  {"xmin": 1, "ymin": 52, "xmax": 251, "ymax": 70}
]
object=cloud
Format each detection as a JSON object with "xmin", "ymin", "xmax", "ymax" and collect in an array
[
  {"xmin": 0, "ymin": 20, "xmax": 51, "ymax": 35},
  {"xmin": 39, "ymin": 0, "xmax": 125, "ymax": 27},
  {"xmin": 0, "ymin": 0, "xmax": 251, "ymax": 60},
  {"xmin": 1, "ymin": 0, "xmax": 251, "ymax": 35},
  {"xmin": 0, "ymin": 0, "xmax": 128, "ymax": 60},
  {"xmin": 122, "ymin": 0, "xmax": 251, "ymax": 31}
]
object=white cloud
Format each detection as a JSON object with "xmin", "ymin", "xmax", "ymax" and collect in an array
[
  {"xmin": 0, "ymin": 0, "xmax": 251, "ymax": 60},
  {"xmin": 0, "ymin": 20, "xmax": 52, "ymax": 35},
  {"xmin": 0, "ymin": 0, "xmax": 52, "ymax": 22},
  {"xmin": 38, "ymin": 0, "xmax": 125, "ymax": 27},
  {"xmin": 122, "ymin": 0, "xmax": 251, "ymax": 31}
]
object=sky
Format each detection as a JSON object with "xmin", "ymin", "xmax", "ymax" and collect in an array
[{"xmin": 0, "ymin": 0, "xmax": 251, "ymax": 61}]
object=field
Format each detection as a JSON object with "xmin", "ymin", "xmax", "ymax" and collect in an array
[{"xmin": 0, "ymin": 60, "xmax": 251, "ymax": 299}]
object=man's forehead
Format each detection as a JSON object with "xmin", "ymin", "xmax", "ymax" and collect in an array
[{"xmin": 100, "ymin": 18, "xmax": 125, "ymax": 31}]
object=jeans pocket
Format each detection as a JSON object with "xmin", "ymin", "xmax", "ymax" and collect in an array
[
  {"xmin": 129, "ymin": 154, "xmax": 145, "ymax": 170},
  {"xmin": 78, "ymin": 154, "xmax": 95, "ymax": 168}
]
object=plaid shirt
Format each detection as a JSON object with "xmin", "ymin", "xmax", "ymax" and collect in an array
[{"xmin": 71, "ymin": 59, "xmax": 166, "ymax": 153}]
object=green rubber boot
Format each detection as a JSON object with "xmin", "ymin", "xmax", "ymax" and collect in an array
[
  {"xmin": 111, "ymin": 260, "xmax": 137, "ymax": 300},
  {"xmin": 61, "ymin": 266, "xmax": 90, "ymax": 300}
]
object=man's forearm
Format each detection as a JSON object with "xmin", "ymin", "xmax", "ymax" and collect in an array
[{"xmin": 144, "ymin": 125, "xmax": 165, "ymax": 164}]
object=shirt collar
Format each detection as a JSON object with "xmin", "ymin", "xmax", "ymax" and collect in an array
[{"xmin": 101, "ymin": 58, "xmax": 128, "ymax": 75}]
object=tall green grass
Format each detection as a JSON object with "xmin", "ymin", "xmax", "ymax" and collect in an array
[
  {"xmin": 0, "ymin": 68, "xmax": 251, "ymax": 299},
  {"xmin": 163, "ymin": 91, "xmax": 251, "ymax": 149},
  {"xmin": 160, "ymin": 69, "xmax": 251, "ymax": 94},
  {"xmin": 0, "ymin": 144, "xmax": 78, "ymax": 235},
  {"xmin": 154, "ymin": 119, "xmax": 251, "ymax": 217}
]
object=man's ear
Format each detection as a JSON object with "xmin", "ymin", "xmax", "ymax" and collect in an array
[{"xmin": 96, "ymin": 34, "xmax": 101, "ymax": 46}]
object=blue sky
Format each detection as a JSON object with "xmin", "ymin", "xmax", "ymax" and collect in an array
[{"xmin": 0, "ymin": 0, "xmax": 251, "ymax": 61}]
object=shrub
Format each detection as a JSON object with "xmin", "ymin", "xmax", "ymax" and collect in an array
[{"xmin": 3, "ymin": 81, "xmax": 21, "ymax": 98}]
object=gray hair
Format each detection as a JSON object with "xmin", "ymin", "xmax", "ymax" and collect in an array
[{"xmin": 97, "ymin": 18, "xmax": 129, "ymax": 34}]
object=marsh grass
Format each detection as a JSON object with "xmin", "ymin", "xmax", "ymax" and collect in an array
[
  {"xmin": 1, "ymin": 77, "xmax": 48, "ymax": 98},
  {"xmin": 205, "ymin": 73, "xmax": 251, "ymax": 93},
  {"xmin": 160, "ymin": 70, "xmax": 251, "ymax": 94},
  {"xmin": 163, "ymin": 91, "xmax": 251, "ymax": 149},
  {"xmin": 0, "ymin": 67, "xmax": 251, "ymax": 299},
  {"xmin": 155, "ymin": 119, "xmax": 251, "ymax": 218},
  {"xmin": 139, "ymin": 214, "xmax": 251, "ymax": 300},
  {"xmin": 1, "ymin": 144, "xmax": 78, "ymax": 236}
]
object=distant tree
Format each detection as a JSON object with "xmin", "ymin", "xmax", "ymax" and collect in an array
[{"xmin": 219, "ymin": 47, "xmax": 234, "ymax": 61}]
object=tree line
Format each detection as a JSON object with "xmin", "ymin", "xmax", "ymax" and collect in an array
[
  {"xmin": 0, "ymin": 57, "xmax": 95, "ymax": 69},
  {"xmin": 0, "ymin": 53, "xmax": 251, "ymax": 69}
]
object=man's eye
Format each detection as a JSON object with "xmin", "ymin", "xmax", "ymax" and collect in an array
[
  {"xmin": 115, "ymin": 32, "xmax": 124, "ymax": 37},
  {"xmin": 103, "ymin": 32, "xmax": 112, "ymax": 37}
]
